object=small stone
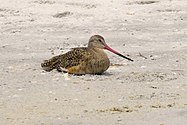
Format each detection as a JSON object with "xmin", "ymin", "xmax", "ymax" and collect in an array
[{"xmin": 84, "ymin": 110, "xmax": 88, "ymax": 113}]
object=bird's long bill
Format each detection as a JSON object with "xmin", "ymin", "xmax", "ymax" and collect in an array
[{"xmin": 104, "ymin": 44, "xmax": 134, "ymax": 62}]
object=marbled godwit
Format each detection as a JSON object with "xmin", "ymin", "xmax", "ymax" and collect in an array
[{"xmin": 41, "ymin": 35, "xmax": 133, "ymax": 74}]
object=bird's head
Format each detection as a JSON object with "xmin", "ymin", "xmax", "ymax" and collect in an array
[
  {"xmin": 88, "ymin": 35, "xmax": 134, "ymax": 62},
  {"xmin": 88, "ymin": 35, "xmax": 106, "ymax": 49}
]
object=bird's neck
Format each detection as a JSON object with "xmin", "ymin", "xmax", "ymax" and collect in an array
[
  {"xmin": 89, "ymin": 47, "xmax": 104, "ymax": 54},
  {"xmin": 88, "ymin": 42, "xmax": 94, "ymax": 49}
]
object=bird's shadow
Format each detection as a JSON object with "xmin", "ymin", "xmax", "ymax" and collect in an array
[
  {"xmin": 71, "ymin": 72, "xmax": 113, "ymax": 76},
  {"xmin": 56, "ymin": 69, "xmax": 113, "ymax": 76},
  {"xmin": 100, "ymin": 72, "xmax": 113, "ymax": 76}
]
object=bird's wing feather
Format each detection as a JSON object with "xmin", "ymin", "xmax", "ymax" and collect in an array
[{"xmin": 58, "ymin": 47, "xmax": 92, "ymax": 68}]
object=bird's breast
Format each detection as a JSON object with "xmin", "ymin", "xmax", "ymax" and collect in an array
[{"xmin": 85, "ymin": 48, "xmax": 110, "ymax": 74}]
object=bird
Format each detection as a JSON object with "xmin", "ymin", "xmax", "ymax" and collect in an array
[{"xmin": 41, "ymin": 35, "xmax": 133, "ymax": 75}]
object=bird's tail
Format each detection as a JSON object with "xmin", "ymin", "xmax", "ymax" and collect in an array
[{"xmin": 41, "ymin": 55, "xmax": 60, "ymax": 71}]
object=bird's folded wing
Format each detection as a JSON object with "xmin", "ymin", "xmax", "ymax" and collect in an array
[{"xmin": 58, "ymin": 47, "xmax": 92, "ymax": 68}]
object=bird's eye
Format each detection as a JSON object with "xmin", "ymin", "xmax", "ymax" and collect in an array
[{"xmin": 98, "ymin": 39, "xmax": 102, "ymax": 42}]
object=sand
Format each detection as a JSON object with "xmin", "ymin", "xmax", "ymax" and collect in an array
[{"xmin": 0, "ymin": 0, "xmax": 187, "ymax": 125}]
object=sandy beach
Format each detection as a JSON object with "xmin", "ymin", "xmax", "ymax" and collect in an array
[{"xmin": 0, "ymin": 0, "xmax": 187, "ymax": 125}]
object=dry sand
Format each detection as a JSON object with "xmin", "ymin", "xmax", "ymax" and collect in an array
[{"xmin": 0, "ymin": 0, "xmax": 187, "ymax": 125}]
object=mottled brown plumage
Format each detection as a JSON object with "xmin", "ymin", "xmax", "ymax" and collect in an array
[{"xmin": 41, "ymin": 35, "xmax": 133, "ymax": 74}]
